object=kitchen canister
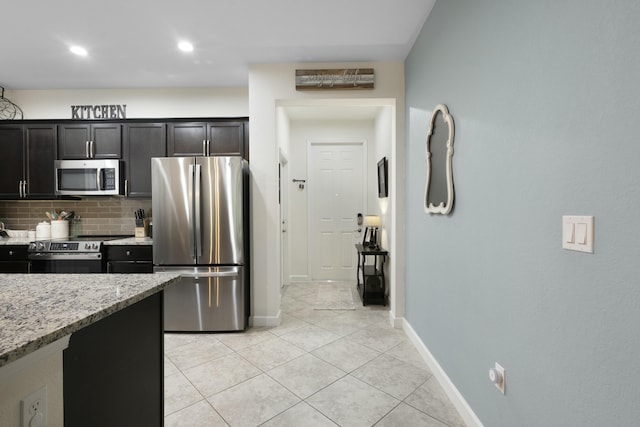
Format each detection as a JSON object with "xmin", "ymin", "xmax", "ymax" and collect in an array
[
  {"xmin": 51, "ymin": 220, "xmax": 69, "ymax": 239},
  {"xmin": 36, "ymin": 221, "xmax": 51, "ymax": 239}
]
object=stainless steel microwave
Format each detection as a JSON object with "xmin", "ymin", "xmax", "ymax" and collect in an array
[{"xmin": 55, "ymin": 159, "xmax": 125, "ymax": 196}]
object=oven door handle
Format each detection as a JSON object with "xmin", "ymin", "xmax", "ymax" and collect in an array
[{"xmin": 28, "ymin": 253, "xmax": 103, "ymax": 260}]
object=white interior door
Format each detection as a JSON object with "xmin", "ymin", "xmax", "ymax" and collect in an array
[{"xmin": 309, "ymin": 142, "xmax": 365, "ymax": 281}]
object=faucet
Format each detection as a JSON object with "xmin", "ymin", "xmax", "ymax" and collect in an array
[{"xmin": 0, "ymin": 221, "xmax": 4, "ymax": 230}]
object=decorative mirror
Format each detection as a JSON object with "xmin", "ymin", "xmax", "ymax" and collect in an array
[{"xmin": 424, "ymin": 104, "xmax": 455, "ymax": 215}]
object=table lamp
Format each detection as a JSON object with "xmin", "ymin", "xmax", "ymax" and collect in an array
[{"xmin": 363, "ymin": 215, "xmax": 381, "ymax": 249}]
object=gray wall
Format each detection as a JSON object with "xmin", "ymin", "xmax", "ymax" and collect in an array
[{"xmin": 404, "ymin": 1, "xmax": 640, "ymax": 426}]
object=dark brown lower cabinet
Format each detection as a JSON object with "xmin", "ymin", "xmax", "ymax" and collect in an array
[
  {"xmin": 0, "ymin": 245, "xmax": 29, "ymax": 273},
  {"xmin": 106, "ymin": 245, "xmax": 153, "ymax": 273},
  {"xmin": 64, "ymin": 291, "xmax": 163, "ymax": 427}
]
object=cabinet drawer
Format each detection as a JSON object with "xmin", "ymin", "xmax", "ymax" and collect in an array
[
  {"xmin": 106, "ymin": 245, "xmax": 152, "ymax": 262},
  {"xmin": 0, "ymin": 261, "xmax": 30, "ymax": 273},
  {"xmin": 107, "ymin": 261, "xmax": 153, "ymax": 274},
  {"xmin": 0, "ymin": 245, "xmax": 28, "ymax": 260}
]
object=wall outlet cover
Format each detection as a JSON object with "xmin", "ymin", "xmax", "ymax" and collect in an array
[{"xmin": 21, "ymin": 386, "xmax": 47, "ymax": 427}]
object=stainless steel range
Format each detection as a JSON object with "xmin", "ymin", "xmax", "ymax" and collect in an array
[{"xmin": 28, "ymin": 236, "xmax": 119, "ymax": 273}]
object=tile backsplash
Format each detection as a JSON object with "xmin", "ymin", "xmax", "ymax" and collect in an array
[{"xmin": 0, "ymin": 198, "xmax": 152, "ymax": 236}]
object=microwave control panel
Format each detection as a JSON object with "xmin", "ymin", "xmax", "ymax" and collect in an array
[{"xmin": 103, "ymin": 168, "xmax": 116, "ymax": 190}]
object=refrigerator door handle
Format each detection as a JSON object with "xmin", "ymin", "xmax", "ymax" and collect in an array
[
  {"xmin": 188, "ymin": 163, "xmax": 196, "ymax": 258},
  {"xmin": 194, "ymin": 162, "xmax": 203, "ymax": 257},
  {"xmin": 154, "ymin": 266, "xmax": 241, "ymax": 278},
  {"xmin": 177, "ymin": 271, "xmax": 239, "ymax": 278}
]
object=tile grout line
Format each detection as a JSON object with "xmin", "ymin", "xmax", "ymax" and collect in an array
[{"xmin": 165, "ymin": 282, "xmax": 464, "ymax": 426}]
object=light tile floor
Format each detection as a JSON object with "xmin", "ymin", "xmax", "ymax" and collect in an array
[{"xmin": 164, "ymin": 281, "xmax": 466, "ymax": 427}]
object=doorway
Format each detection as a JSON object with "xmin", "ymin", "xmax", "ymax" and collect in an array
[
  {"xmin": 308, "ymin": 141, "xmax": 365, "ymax": 281},
  {"xmin": 279, "ymin": 151, "xmax": 289, "ymax": 288}
]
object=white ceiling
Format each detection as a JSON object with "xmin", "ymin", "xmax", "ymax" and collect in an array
[{"xmin": 0, "ymin": 0, "xmax": 435, "ymax": 90}]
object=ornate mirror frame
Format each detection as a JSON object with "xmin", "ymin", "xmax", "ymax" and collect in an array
[{"xmin": 424, "ymin": 104, "xmax": 455, "ymax": 215}]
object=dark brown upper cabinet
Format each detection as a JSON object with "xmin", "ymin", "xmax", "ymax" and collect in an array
[
  {"xmin": 0, "ymin": 123, "xmax": 57, "ymax": 199},
  {"xmin": 123, "ymin": 123, "xmax": 166, "ymax": 198},
  {"xmin": 58, "ymin": 123, "xmax": 122, "ymax": 159},
  {"xmin": 167, "ymin": 120, "xmax": 246, "ymax": 158}
]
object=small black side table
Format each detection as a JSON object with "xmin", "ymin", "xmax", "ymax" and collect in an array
[{"xmin": 355, "ymin": 243, "xmax": 388, "ymax": 306}]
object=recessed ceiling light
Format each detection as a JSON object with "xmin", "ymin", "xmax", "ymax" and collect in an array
[
  {"xmin": 178, "ymin": 41, "xmax": 194, "ymax": 52},
  {"xmin": 70, "ymin": 46, "xmax": 88, "ymax": 56}
]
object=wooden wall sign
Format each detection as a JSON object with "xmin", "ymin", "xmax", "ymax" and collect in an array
[
  {"xmin": 295, "ymin": 68, "xmax": 374, "ymax": 90},
  {"xmin": 71, "ymin": 104, "xmax": 127, "ymax": 120}
]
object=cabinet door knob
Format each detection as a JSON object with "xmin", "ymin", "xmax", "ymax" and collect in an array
[
  {"xmin": 8, "ymin": 251, "xmax": 14, "ymax": 256},
  {"xmin": 126, "ymin": 250, "xmax": 131, "ymax": 256}
]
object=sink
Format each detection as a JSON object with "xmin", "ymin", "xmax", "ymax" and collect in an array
[{"xmin": 5, "ymin": 229, "xmax": 28, "ymax": 238}]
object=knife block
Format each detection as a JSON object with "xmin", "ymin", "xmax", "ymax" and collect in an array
[{"xmin": 134, "ymin": 219, "xmax": 150, "ymax": 238}]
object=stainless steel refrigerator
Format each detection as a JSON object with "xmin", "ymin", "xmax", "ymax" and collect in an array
[{"xmin": 152, "ymin": 156, "xmax": 249, "ymax": 331}]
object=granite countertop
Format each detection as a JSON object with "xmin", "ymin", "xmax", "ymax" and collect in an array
[
  {"xmin": 0, "ymin": 272, "xmax": 179, "ymax": 368},
  {"xmin": 0, "ymin": 237, "xmax": 33, "ymax": 245},
  {"xmin": 104, "ymin": 237, "xmax": 153, "ymax": 245},
  {"xmin": 0, "ymin": 236, "xmax": 153, "ymax": 246}
]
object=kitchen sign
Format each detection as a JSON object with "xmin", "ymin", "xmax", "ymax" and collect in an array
[
  {"xmin": 71, "ymin": 104, "xmax": 127, "ymax": 120},
  {"xmin": 295, "ymin": 68, "xmax": 374, "ymax": 90}
]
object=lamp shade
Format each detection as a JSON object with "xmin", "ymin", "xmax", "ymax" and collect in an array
[{"xmin": 364, "ymin": 215, "xmax": 381, "ymax": 227}]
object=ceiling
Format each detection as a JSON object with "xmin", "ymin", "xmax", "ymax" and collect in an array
[{"xmin": 0, "ymin": 0, "xmax": 435, "ymax": 90}]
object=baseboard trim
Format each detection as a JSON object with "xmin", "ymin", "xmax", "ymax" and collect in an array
[
  {"xmin": 402, "ymin": 319, "xmax": 484, "ymax": 427},
  {"xmin": 250, "ymin": 309, "xmax": 282, "ymax": 328},
  {"xmin": 389, "ymin": 311, "xmax": 404, "ymax": 329}
]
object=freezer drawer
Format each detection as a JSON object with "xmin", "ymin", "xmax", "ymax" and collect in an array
[{"xmin": 156, "ymin": 266, "xmax": 245, "ymax": 332}]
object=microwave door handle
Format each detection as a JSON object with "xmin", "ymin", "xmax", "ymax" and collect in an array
[
  {"xmin": 194, "ymin": 163, "xmax": 202, "ymax": 257},
  {"xmin": 96, "ymin": 168, "xmax": 103, "ymax": 190}
]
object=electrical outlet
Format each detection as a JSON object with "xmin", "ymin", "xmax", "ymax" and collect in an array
[{"xmin": 21, "ymin": 386, "xmax": 47, "ymax": 427}]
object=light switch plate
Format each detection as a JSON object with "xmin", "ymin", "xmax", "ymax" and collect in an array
[{"xmin": 562, "ymin": 216, "xmax": 594, "ymax": 253}]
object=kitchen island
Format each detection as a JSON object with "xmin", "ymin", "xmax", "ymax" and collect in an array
[{"xmin": 0, "ymin": 272, "xmax": 179, "ymax": 426}]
